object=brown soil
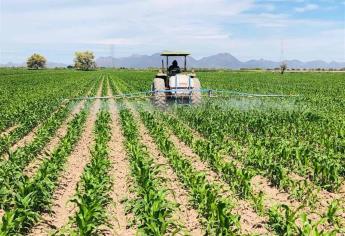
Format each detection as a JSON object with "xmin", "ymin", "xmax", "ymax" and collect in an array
[
  {"xmin": 0, "ymin": 209, "xmax": 4, "ymax": 224},
  {"xmin": 339, "ymin": 183, "xmax": 345, "ymax": 200},
  {"xmin": 164, "ymin": 126, "xmax": 269, "ymax": 235},
  {"xmin": 104, "ymin": 82, "xmax": 135, "ymax": 236},
  {"xmin": 130, "ymin": 106, "xmax": 204, "ymax": 235},
  {"xmin": 251, "ymin": 175, "xmax": 298, "ymax": 209},
  {"xmin": 28, "ymin": 80, "xmax": 103, "ymax": 235},
  {"xmin": 0, "ymin": 124, "xmax": 19, "ymax": 138}
]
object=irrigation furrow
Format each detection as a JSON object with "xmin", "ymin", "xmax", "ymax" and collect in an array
[
  {"xmin": 0, "ymin": 124, "xmax": 19, "ymax": 138},
  {"xmin": 0, "ymin": 82, "xmax": 98, "ymax": 218},
  {"xmin": 28, "ymin": 79, "xmax": 103, "ymax": 235},
  {"xmin": 106, "ymin": 80, "xmax": 135, "ymax": 235},
  {"xmin": 0, "ymin": 104, "xmax": 67, "ymax": 162},
  {"xmin": 129, "ymin": 106, "xmax": 204, "ymax": 235}
]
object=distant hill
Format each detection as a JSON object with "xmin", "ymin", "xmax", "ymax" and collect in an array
[
  {"xmin": 2, "ymin": 53, "xmax": 344, "ymax": 69},
  {"xmin": 0, "ymin": 62, "xmax": 68, "ymax": 68},
  {"xmin": 96, "ymin": 53, "xmax": 345, "ymax": 69}
]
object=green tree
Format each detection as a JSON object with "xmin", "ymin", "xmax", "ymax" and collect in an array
[
  {"xmin": 74, "ymin": 51, "xmax": 96, "ymax": 71},
  {"xmin": 26, "ymin": 53, "xmax": 46, "ymax": 69}
]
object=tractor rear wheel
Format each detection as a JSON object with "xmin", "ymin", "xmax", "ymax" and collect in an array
[
  {"xmin": 152, "ymin": 78, "xmax": 166, "ymax": 108},
  {"xmin": 191, "ymin": 78, "xmax": 201, "ymax": 105}
]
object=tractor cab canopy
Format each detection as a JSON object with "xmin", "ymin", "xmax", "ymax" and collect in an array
[
  {"xmin": 160, "ymin": 51, "xmax": 190, "ymax": 57},
  {"xmin": 160, "ymin": 51, "xmax": 190, "ymax": 73}
]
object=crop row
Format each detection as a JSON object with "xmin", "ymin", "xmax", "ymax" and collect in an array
[
  {"xmin": 109, "ymin": 78, "xmax": 175, "ymax": 235},
  {"xmin": 0, "ymin": 77, "xmax": 102, "ymax": 235},
  {"xmin": 172, "ymin": 104, "xmax": 344, "ymax": 192},
  {"xmin": 71, "ymin": 108, "xmax": 113, "ymax": 235},
  {"xmin": 0, "ymin": 107, "xmax": 88, "ymax": 234},
  {"xmin": 152, "ymin": 107, "xmax": 343, "ymax": 234},
  {"xmin": 138, "ymin": 107, "xmax": 241, "ymax": 235},
  {"xmin": 0, "ymin": 79, "xmax": 99, "ymax": 211},
  {"xmin": 0, "ymin": 71, "xmax": 98, "ymax": 132},
  {"xmin": 114, "ymin": 77, "xmax": 242, "ymax": 234}
]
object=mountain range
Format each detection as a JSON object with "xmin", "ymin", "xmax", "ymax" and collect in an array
[
  {"xmin": 2, "ymin": 53, "xmax": 345, "ymax": 69},
  {"xmin": 96, "ymin": 53, "xmax": 345, "ymax": 69}
]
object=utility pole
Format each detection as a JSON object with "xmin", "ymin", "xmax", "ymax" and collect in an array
[
  {"xmin": 280, "ymin": 39, "xmax": 284, "ymax": 63},
  {"xmin": 280, "ymin": 39, "xmax": 287, "ymax": 74},
  {"xmin": 110, "ymin": 44, "xmax": 115, "ymax": 68}
]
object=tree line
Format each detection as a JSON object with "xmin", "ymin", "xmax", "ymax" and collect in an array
[{"xmin": 26, "ymin": 51, "xmax": 96, "ymax": 71}]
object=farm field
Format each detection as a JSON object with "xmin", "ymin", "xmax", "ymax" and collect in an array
[{"xmin": 0, "ymin": 68, "xmax": 344, "ymax": 235}]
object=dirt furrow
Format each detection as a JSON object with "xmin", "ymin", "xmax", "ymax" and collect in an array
[
  {"xmin": 105, "ymin": 83, "xmax": 135, "ymax": 236},
  {"xmin": 28, "ymin": 80, "xmax": 103, "ymax": 235},
  {"xmin": 130, "ymin": 107, "xmax": 204, "ymax": 235},
  {"xmin": 0, "ymin": 209, "xmax": 4, "ymax": 224},
  {"xmin": 251, "ymin": 175, "xmax": 298, "ymax": 209},
  {"xmin": 23, "ymin": 100, "xmax": 87, "ymax": 178},
  {"xmin": 339, "ymin": 183, "xmax": 345, "ymax": 199}
]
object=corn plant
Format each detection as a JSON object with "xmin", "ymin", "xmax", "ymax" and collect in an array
[
  {"xmin": 324, "ymin": 200, "xmax": 342, "ymax": 227},
  {"xmin": 72, "ymin": 109, "xmax": 112, "ymax": 235}
]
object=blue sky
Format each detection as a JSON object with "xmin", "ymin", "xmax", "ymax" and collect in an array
[{"xmin": 0, "ymin": 0, "xmax": 344, "ymax": 63}]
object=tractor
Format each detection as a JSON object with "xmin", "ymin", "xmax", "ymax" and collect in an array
[{"xmin": 152, "ymin": 51, "xmax": 201, "ymax": 107}]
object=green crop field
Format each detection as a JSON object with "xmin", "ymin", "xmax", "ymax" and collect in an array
[{"xmin": 0, "ymin": 68, "xmax": 344, "ymax": 235}]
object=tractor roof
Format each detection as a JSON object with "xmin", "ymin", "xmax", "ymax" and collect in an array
[{"xmin": 161, "ymin": 51, "xmax": 190, "ymax": 56}]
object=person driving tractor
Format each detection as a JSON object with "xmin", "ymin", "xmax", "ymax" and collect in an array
[{"xmin": 168, "ymin": 60, "xmax": 181, "ymax": 75}]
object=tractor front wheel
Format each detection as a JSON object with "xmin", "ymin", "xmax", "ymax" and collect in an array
[
  {"xmin": 152, "ymin": 78, "xmax": 166, "ymax": 108},
  {"xmin": 191, "ymin": 78, "xmax": 201, "ymax": 105}
]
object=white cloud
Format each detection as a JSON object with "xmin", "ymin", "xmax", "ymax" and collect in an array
[
  {"xmin": 1, "ymin": 0, "xmax": 255, "ymax": 46},
  {"xmin": 295, "ymin": 3, "xmax": 319, "ymax": 13},
  {"xmin": 0, "ymin": 0, "xmax": 344, "ymax": 62}
]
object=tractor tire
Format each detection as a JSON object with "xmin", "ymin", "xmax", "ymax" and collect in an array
[
  {"xmin": 191, "ymin": 78, "xmax": 202, "ymax": 105},
  {"xmin": 152, "ymin": 78, "xmax": 166, "ymax": 108}
]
